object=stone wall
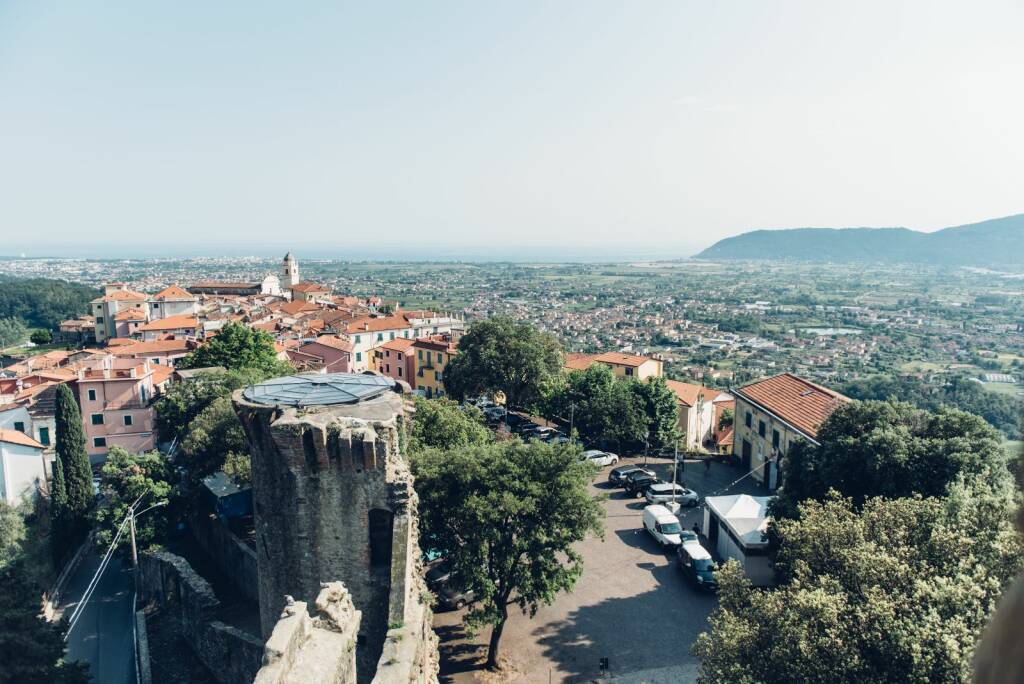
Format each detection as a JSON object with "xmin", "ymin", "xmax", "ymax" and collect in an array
[
  {"xmin": 254, "ymin": 582, "xmax": 360, "ymax": 684},
  {"xmin": 235, "ymin": 387, "xmax": 430, "ymax": 681},
  {"xmin": 189, "ymin": 510, "xmax": 259, "ymax": 604},
  {"xmin": 139, "ymin": 551, "xmax": 264, "ymax": 684}
]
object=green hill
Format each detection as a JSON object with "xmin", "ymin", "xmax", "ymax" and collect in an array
[{"xmin": 696, "ymin": 213, "xmax": 1024, "ymax": 267}]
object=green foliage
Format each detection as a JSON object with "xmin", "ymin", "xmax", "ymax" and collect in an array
[
  {"xmin": 412, "ymin": 439, "xmax": 604, "ymax": 667},
  {"xmin": 0, "ymin": 276, "xmax": 97, "ymax": 331},
  {"xmin": 0, "ymin": 560, "xmax": 91, "ymax": 684},
  {"xmin": 51, "ymin": 384, "xmax": 92, "ymax": 559},
  {"xmin": 221, "ymin": 452, "xmax": 252, "ymax": 486},
  {"xmin": 29, "ymin": 329, "xmax": 53, "ymax": 345},
  {"xmin": 443, "ymin": 316, "xmax": 563, "ymax": 409},
  {"xmin": 180, "ymin": 396, "xmax": 248, "ymax": 484},
  {"xmin": 695, "ymin": 490, "xmax": 1023, "ymax": 684},
  {"xmin": 774, "ymin": 400, "xmax": 1006, "ymax": 517},
  {"xmin": 409, "ymin": 397, "xmax": 491, "ymax": 453},
  {"xmin": 93, "ymin": 447, "xmax": 173, "ymax": 552},
  {"xmin": 178, "ymin": 321, "xmax": 291, "ymax": 375},
  {"xmin": 841, "ymin": 374, "xmax": 1022, "ymax": 440},
  {"xmin": 154, "ymin": 368, "xmax": 264, "ymax": 443},
  {"xmin": 633, "ymin": 376, "xmax": 682, "ymax": 450},
  {"xmin": 0, "ymin": 503, "xmax": 26, "ymax": 571},
  {"xmin": 0, "ymin": 317, "xmax": 29, "ymax": 349},
  {"xmin": 718, "ymin": 407, "xmax": 734, "ymax": 431}
]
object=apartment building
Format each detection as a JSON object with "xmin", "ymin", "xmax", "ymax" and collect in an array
[
  {"xmin": 91, "ymin": 283, "xmax": 149, "ymax": 344},
  {"xmin": 564, "ymin": 351, "xmax": 664, "ymax": 380},
  {"xmin": 373, "ymin": 338, "xmax": 415, "ymax": 385},
  {"xmin": 76, "ymin": 356, "xmax": 159, "ymax": 460},
  {"xmin": 412, "ymin": 337, "xmax": 457, "ymax": 398}
]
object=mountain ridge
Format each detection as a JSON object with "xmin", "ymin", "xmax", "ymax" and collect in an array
[{"xmin": 696, "ymin": 213, "xmax": 1024, "ymax": 267}]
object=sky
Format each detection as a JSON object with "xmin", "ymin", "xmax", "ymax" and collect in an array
[{"xmin": 1, "ymin": 1, "xmax": 1022, "ymax": 260}]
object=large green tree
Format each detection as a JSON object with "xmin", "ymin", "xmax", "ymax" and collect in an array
[
  {"xmin": 179, "ymin": 396, "xmax": 248, "ymax": 484},
  {"xmin": 0, "ymin": 503, "xmax": 26, "ymax": 571},
  {"xmin": 442, "ymin": 316, "xmax": 562, "ymax": 410},
  {"xmin": 774, "ymin": 400, "xmax": 1005, "ymax": 517},
  {"xmin": 154, "ymin": 368, "xmax": 264, "ymax": 444},
  {"xmin": 0, "ymin": 317, "xmax": 28, "ymax": 349},
  {"xmin": 0, "ymin": 560, "xmax": 90, "ymax": 684},
  {"xmin": 409, "ymin": 397, "xmax": 491, "ymax": 453},
  {"xmin": 633, "ymin": 376, "xmax": 682, "ymax": 451},
  {"xmin": 0, "ymin": 276, "xmax": 97, "ymax": 330},
  {"xmin": 93, "ymin": 447, "xmax": 173, "ymax": 552},
  {"xmin": 178, "ymin": 321, "xmax": 291, "ymax": 375},
  {"xmin": 695, "ymin": 487, "xmax": 1022, "ymax": 684},
  {"xmin": 412, "ymin": 439, "xmax": 604, "ymax": 668},
  {"xmin": 51, "ymin": 384, "xmax": 93, "ymax": 558}
]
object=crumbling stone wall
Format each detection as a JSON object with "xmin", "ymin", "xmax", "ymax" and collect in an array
[
  {"xmin": 139, "ymin": 551, "xmax": 264, "ymax": 684},
  {"xmin": 234, "ymin": 386, "xmax": 437, "ymax": 682},
  {"xmin": 254, "ymin": 582, "xmax": 360, "ymax": 684},
  {"xmin": 189, "ymin": 510, "xmax": 259, "ymax": 604}
]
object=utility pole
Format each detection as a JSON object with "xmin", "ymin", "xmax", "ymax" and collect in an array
[
  {"xmin": 569, "ymin": 402, "xmax": 575, "ymax": 444},
  {"xmin": 129, "ymin": 506, "xmax": 139, "ymax": 595}
]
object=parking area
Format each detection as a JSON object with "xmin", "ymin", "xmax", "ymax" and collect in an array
[{"xmin": 433, "ymin": 457, "xmax": 769, "ymax": 683}]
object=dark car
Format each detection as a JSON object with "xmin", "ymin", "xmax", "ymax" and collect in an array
[
  {"xmin": 624, "ymin": 472, "xmax": 662, "ymax": 496},
  {"xmin": 425, "ymin": 561, "xmax": 476, "ymax": 611},
  {"xmin": 608, "ymin": 465, "xmax": 652, "ymax": 487},
  {"xmin": 677, "ymin": 544, "xmax": 718, "ymax": 592}
]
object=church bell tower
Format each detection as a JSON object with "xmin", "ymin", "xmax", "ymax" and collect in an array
[{"xmin": 283, "ymin": 252, "xmax": 300, "ymax": 287}]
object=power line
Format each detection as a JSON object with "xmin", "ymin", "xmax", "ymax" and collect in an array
[{"xmin": 64, "ymin": 516, "xmax": 130, "ymax": 639}]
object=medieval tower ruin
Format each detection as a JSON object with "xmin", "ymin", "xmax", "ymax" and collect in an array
[{"xmin": 234, "ymin": 373, "xmax": 437, "ymax": 683}]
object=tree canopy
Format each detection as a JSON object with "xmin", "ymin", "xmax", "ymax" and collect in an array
[
  {"xmin": 0, "ymin": 276, "xmax": 98, "ymax": 330},
  {"xmin": 179, "ymin": 396, "xmax": 248, "ymax": 484},
  {"xmin": 93, "ymin": 447, "xmax": 173, "ymax": 552},
  {"xmin": 178, "ymin": 321, "xmax": 291, "ymax": 375},
  {"xmin": 773, "ymin": 400, "xmax": 1006, "ymax": 517},
  {"xmin": 443, "ymin": 316, "xmax": 562, "ymax": 409},
  {"xmin": 695, "ymin": 486, "xmax": 1023, "ymax": 684},
  {"xmin": 409, "ymin": 397, "xmax": 491, "ymax": 453},
  {"xmin": 412, "ymin": 439, "xmax": 604, "ymax": 668},
  {"xmin": 0, "ymin": 318, "xmax": 28, "ymax": 349},
  {"xmin": 154, "ymin": 368, "xmax": 264, "ymax": 444},
  {"xmin": 51, "ymin": 384, "xmax": 93, "ymax": 559}
]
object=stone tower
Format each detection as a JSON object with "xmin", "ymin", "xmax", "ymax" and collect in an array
[
  {"xmin": 233, "ymin": 374, "xmax": 433, "ymax": 682},
  {"xmin": 282, "ymin": 252, "xmax": 299, "ymax": 287}
]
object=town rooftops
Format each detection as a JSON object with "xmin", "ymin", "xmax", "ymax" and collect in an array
[
  {"xmin": 733, "ymin": 372, "xmax": 850, "ymax": 440},
  {"xmin": 0, "ymin": 429, "xmax": 45, "ymax": 449},
  {"xmin": 111, "ymin": 339, "xmax": 194, "ymax": 356},
  {"xmin": 91, "ymin": 289, "xmax": 148, "ymax": 303},
  {"xmin": 665, "ymin": 380, "xmax": 720, "ymax": 407},
  {"xmin": 345, "ymin": 315, "xmax": 411, "ymax": 334},
  {"xmin": 380, "ymin": 337, "xmax": 415, "ymax": 353},
  {"xmin": 308, "ymin": 335, "xmax": 354, "ymax": 353},
  {"xmin": 114, "ymin": 309, "xmax": 148, "ymax": 321},
  {"xmin": 290, "ymin": 281, "xmax": 331, "ymax": 293},
  {"xmin": 152, "ymin": 285, "xmax": 197, "ymax": 301},
  {"xmin": 592, "ymin": 351, "xmax": 655, "ymax": 367},
  {"xmin": 137, "ymin": 315, "xmax": 199, "ymax": 332}
]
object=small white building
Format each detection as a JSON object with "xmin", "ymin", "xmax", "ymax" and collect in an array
[
  {"xmin": 703, "ymin": 494, "xmax": 774, "ymax": 586},
  {"xmin": 0, "ymin": 429, "xmax": 49, "ymax": 505}
]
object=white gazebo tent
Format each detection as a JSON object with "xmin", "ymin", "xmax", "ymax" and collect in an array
[{"xmin": 703, "ymin": 494, "xmax": 774, "ymax": 586}]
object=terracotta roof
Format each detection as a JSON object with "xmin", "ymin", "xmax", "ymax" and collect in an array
[
  {"xmin": 92, "ymin": 289, "xmax": 148, "ymax": 303},
  {"xmin": 112, "ymin": 339, "xmax": 193, "ymax": 355},
  {"xmin": 0, "ymin": 429, "xmax": 44, "ymax": 449},
  {"xmin": 592, "ymin": 351, "xmax": 656, "ymax": 368},
  {"xmin": 114, "ymin": 309, "xmax": 148, "ymax": 321},
  {"xmin": 380, "ymin": 338, "xmax": 415, "ymax": 353},
  {"xmin": 152, "ymin": 285, "xmax": 197, "ymax": 301},
  {"xmin": 279, "ymin": 301, "xmax": 320, "ymax": 316},
  {"xmin": 734, "ymin": 373, "xmax": 850, "ymax": 440},
  {"xmin": 151, "ymin": 365, "xmax": 174, "ymax": 385},
  {"xmin": 717, "ymin": 426, "xmax": 734, "ymax": 447},
  {"xmin": 665, "ymin": 380, "xmax": 720, "ymax": 407},
  {"xmin": 138, "ymin": 315, "xmax": 198, "ymax": 332},
  {"xmin": 345, "ymin": 315, "xmax": 412, "ymax": 334},
  {"xmin": 190, "ymin": 280, "xmax": 260, "ymax": 289},
  {"xmin": 290, "ymin": 282, "xmax": 331, "ymax": 293},
  {"xmin": 564, "ymin": 353, "xmax": 597, "ymax": 371},
  {"xmin": 307, "ymin": 335, "xmax": 353, "ymax": 353}
]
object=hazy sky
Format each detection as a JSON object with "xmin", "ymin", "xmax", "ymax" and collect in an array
[{"xmin": 1, "ymin": 1, "xmax": 1022, "ymax": 259}]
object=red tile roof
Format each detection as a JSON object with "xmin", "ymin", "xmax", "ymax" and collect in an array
[
  {"xmin": 0, "ymin": 429, "xmax": 44, "ymax": 449},
  {"xmin": 564, "ymin": 353, "xmax": 597, "ymax": 371},
  {"xmin": 665, "ymin": 380, "xmax": 720, "ymax": 407},
  {"xmin": 152, "ymin": 285, "xmax": 197, "ymax": 301},
  {"xmin": 592, "ymin": 352, "xmax": 657, "ymax": 368},
  {"xmin": 290, "ymin": 282, "xmax": 331, "ymax": 293},
  {"xmin": 137, "ymin": 315, "xmax": 198, "ymax": 331},
  {"xmin": 92, "ymin": 289, "xmax": 148, "ymax": 303},
  {"xmin": 114, "ymin": 309, "xmax": 148, "ymax": 321},
  {"xmin": 734, "ymin": 373, "xmax": 850, "ymax": 440},
  {"xmin": 345, "ymin": 315, "xmax": 412, "ymax": 334},
  {"xmin": 380, "ymin": 338, "xmax": 415, "ymax": 353}
]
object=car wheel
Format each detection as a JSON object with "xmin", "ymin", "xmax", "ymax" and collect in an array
[{"xmin": 454, "ymin": 599, "xmax": 466, "ymax": 610}]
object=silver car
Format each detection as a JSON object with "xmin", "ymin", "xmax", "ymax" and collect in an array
[
  {"xmin": 644, "ymin": 483, "xmax": 698, "ymax": 506},
  {"xmin": 581, "ymin": 449, "xmax": 620, "ymax": 467}
]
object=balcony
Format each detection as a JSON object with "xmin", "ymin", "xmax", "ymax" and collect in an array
[{"xmin": 104, "ymin": 400, "xmax": 150, "ymax": 410}]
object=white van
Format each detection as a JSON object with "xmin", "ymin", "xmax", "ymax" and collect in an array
[{"xmin": 642, "ymin": 504, "xmax": 683, "ymax": 547}]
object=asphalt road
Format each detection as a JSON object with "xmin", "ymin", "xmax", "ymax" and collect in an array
[{"xmin": 62, "ymin": 552, "xmax": 137, "ymax": 684}]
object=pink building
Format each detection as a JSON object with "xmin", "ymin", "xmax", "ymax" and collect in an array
[
  {"xmin": 286, "ymin": 336, "xmax": 354, "ymax": 373},
  {"xmin": 76, "ymin": 356, "xmax": 157, "ymax": 460},
  {"xmin": 373, "ymin": 337, "xmax": 415, "ymax": 385}
]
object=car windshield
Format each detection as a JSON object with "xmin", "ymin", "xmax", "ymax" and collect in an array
[
  {"xmin": 660, "ymin": 522, "xmax": 682, "ymax": 534},
  {"xmin": 694, "ymin": 559, "xmax": 716, "ymax": 572}
]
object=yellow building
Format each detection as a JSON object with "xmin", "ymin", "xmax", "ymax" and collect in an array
[
  {"xmin": 412, "ymin": 337, "xmax": 458, "ymax": 398},
  {"xmin": 564, "ymin": 351, "xmax": 663, "ymax": 380}
]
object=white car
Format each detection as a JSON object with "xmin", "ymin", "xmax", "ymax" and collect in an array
[
  {"xmin": 581, "ymin": 449, "xmax": 620, "ymax": 467},
  {"xmin": 644, "ymin": 483, "xmax": 699, "ymax": 506}
]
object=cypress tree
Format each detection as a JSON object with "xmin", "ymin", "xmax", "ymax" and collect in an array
[{"xmin": 54, "ymin": 384, "xmax": 93, "ymax": 526}]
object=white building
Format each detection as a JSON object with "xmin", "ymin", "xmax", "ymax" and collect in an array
[
  {"xmin": 282, "ymin": 252, "xmax": 299, "ymax": 288},
  {"xmin": 703, "ymin": 494, "xmax": 774, "ymax": 586},
  {"xmin": 148, "ymin": 285, "xmax": 199, "ymax": 320},
  {"xmin": 0, "ymin": 429, "xmax": 49, "ymax": 504}
]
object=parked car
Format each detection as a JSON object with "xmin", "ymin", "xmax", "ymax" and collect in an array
[
  {"xmin": 514, "ymin": 421, "xmax": 541, "ymax": 435},
  {"xmin": 547, "ymin": 433, "xmax": 572, "ymax": 445},
  {"xmin": 425, "ymin": 561, "xmax": 477, "ymax": 610},
  {"xmin": 643, "ymin": 505, "xmax": 684, "ymax": 547},
  {"xmin": 625, "ymin": 471, "xmax": 663, "ymax": 496},
  {"xmin": 609, "ymin": 465, "xmax": 653, "ymax": 487},
  {"xmin": 679, "ymin": 529, "xmax": 700, "ymax": 547},
  {"xmin": 483, "ymin": 406, "xmax": 506, "ymax": 423},
  {"xmin": 525, "ymin": 426, "xmax": 558, "ymax": 441},
  {"xmin": 677, "ymin": 543, "xmax": 717, "ymax": 592},
  {"xmin": 644, "ymin": 483, "xmax": 699, "ymax": 506},
  {"xmin": 581, "ymin": 450, "xmax": 620, "ymax": 468}
]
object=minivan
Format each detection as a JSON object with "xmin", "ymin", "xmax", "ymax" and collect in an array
[
  {"xmin": 642, "ymin": 505, "xmax": 684, "ymax": 547},
  {"xmin": 677, "ymin": 543, "xmax": 717, "ymax": 591}
]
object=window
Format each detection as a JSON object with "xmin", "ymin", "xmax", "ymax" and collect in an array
[
  {"xmin": 398, "ymin": 367, "xmax": 403, "ymax": 377},
  {"xmin": 385, "ymin": 364, "xmax": 391, "ymax": 373},
  {"xmin": 368, "ymin": 509, "xmax": 394, "ymax": 568},
  {"xmin": 437, "ymin": 352, "xmax": 443, "ymax": 363},
  {"xmin": 88, "ymin": 389, "xmax": 97, "ymax": 401},
  {"xmin": 417, "ymin": 350, "xmax": 423, "ymax": 360},
  {"xmin": 376, "ymin": 333, "xmax": 383, "ymax": 342},
  {"xmin": 403, "ymin": 330, "xmax": 409, "ymax": 338},
  {"xmin": 124, "ymin": 415, "xmax": 134, "ymax": 427},
  {"xmin": 758, "ymin": 420, "xmax": 766, "ymax": 438},
  {"xmin": 96, "ymin": 316, "xmax": 104, "ymax": 323},
  {"xmin": 91, "ymin": 414, "xmax": 104, "ymax": 426},
  {"xmin": 37, "ymin": 427, "xmax": 50, "ymax": 446},
  {"xmin": 13, "ymin": 421, "xmax": 25, "ymax": 433},
  {"xmin": 436, "ymin": 371, "xmax": 443, "ymax": 381},
  {"xmin": 355, "ymin": 352, "xmax": 362, "ymax": 362},
  {"xmin": 625, "ymin": 367, "xmax": 633, "ymax": 376},
  {"xmin": 772, "ymin": 429, "xmax": 780, "ymax": 450},
  {"xmin": 389, "ymin": 332, "xmax": 395, "ymax": 340},
  {"xmin": 93, "ymin": 437, "xmax": 107, "ymax": 448},
  {"xmin": 745, "ymin": 412, "xmax": 752, "ymax": 428},
  {"xmin": 397, "ymin": 353, "xmax": 403, "ymax": 360},
  {"xmin": 153, "ymin": 303, "xmax": 159, "ymax": 308}
]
